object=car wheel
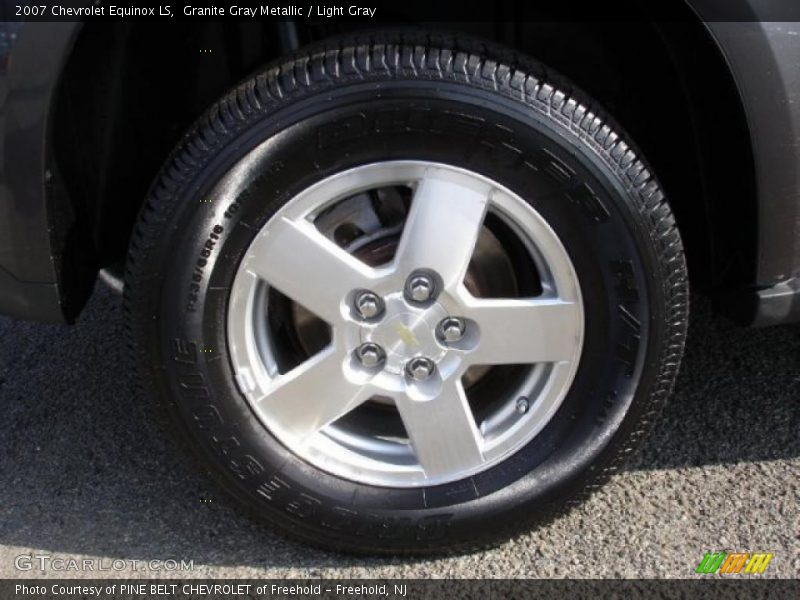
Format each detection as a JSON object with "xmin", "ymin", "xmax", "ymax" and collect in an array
[{"xmin": 125, "ymin": 35, "xmax": 688, "ymax": 554}]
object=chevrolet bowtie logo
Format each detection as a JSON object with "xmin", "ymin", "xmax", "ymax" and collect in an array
[{"xmin": 394, "ymin": 323, "xmax": 419, "ymax": 347}]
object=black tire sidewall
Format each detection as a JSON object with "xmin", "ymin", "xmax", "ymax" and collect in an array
[{"xmin": 139, "ymin": 79, "xmax": 667, "ymax": 550}]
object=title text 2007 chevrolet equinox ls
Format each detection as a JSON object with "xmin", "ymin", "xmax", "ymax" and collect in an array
[{"xmin": 2, "ymin": 3, "xmax": 799, "ymax": 553}]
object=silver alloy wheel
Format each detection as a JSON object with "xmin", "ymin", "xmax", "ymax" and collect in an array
[{"xmin": 227, "ymin": 161, "xmax": 584, "ymax": 487}]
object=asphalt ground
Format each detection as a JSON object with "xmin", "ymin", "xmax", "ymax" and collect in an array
[{"xmin": 0, "ymin": 280, "xmax": 797, "ymax": 579}]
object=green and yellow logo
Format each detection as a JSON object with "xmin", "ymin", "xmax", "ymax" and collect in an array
[{"xmin": 696, "ymin": 551, "xmax": 773, "ymax": 575}]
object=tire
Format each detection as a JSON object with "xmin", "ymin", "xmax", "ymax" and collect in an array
[{"xmin": 125, "ymin": 33, "xmax": 688, "ymax": 554}]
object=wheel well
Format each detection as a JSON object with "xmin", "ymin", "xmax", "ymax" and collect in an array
[{"xmin": 51, "ymin": 17, "xmax": 755, "ymax": 293}]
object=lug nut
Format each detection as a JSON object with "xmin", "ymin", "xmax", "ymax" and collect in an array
[
  {"xmin": 406, "ymin": 356, "xmax": 436, "ymax": 381},
  {"xmin": 356, "ymin": 343, "xmax": 385, "ymax": 368},
  {"xmin": 407, "ymin": 274, "xmax": 435, "ymax": 303},
  {"xmin": 354, "ymin": 290, "xmax": 383, "ymax": 319},
  {"xmin": 516, "ymin": 397, "xmax": 530, "ymax": 414},
  {"xmin": 439, "ymin": 317, "xmax": 466, "ymax": 343}
]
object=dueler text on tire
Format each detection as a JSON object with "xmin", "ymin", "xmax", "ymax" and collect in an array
[{"xmin": 125, "ymin": 35, "xmax": 688, "ymax": 554}]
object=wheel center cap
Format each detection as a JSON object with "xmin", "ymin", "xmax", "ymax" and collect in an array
[{"xmin": 362, "ymin": 305, "xmax": 448, "ymax": 375}]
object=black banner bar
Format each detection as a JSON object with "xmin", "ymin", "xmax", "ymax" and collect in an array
[
  {"xmin": 1, "ymin": 579, "xmax": 799, "ymax": 600},
  {"xmin": 6, "ymin": 0, "xmax": 800, "ymax": 23}
]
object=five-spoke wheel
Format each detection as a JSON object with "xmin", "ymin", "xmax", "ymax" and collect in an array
[
  {"xmin": 228, "ymin": 162, "xmax": 584, "ymax": 486},
  {"xmin": 128, "ymin": 38, "xmax": 687, "ymax": 553}
]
